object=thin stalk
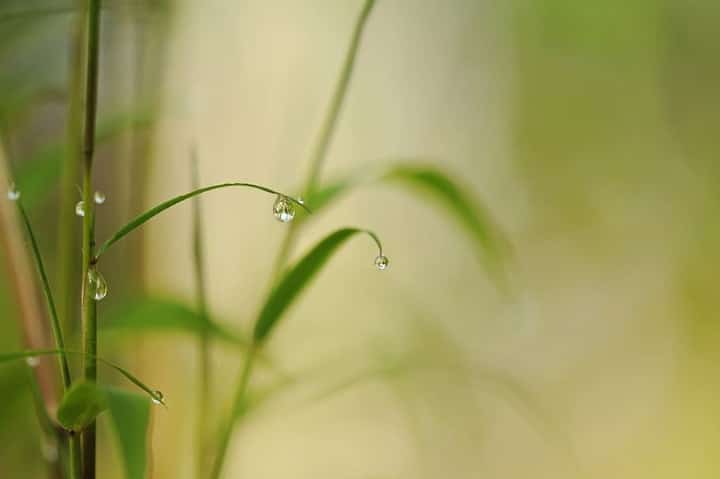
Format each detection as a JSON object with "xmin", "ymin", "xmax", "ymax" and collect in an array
[
  {"xmin": 270, "ymin": 0, "xmax": 376, "ymax": 279},
  {"xmin": 209, "ymin": 345, "xmax": 257, "ymax": 479},
  {"xmin": 191, "ymin": 152, "xmax": 211, "ymax": 478},
  {"xmin": 56, "ymin": 1, "xmax": 84, "ymax": 340},
  {"xmin": 79, "ymin": 0, "xmax": 102, "ymax": 478}
]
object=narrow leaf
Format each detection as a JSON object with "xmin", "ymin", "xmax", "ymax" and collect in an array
[
  {"xmin": 101, "ymin": 297, "xmax": 248, "ymax": 346},
  {"xmin": 95, "ymin": 183, "xmax": 310, "ymax": 259},
  {"xmin": 57, "ymin": 382, "xmax": 107, "ymax": 431},
  {"xmin": 104, "ymin": 386, "xmax": 151, "ymax": 479},
  {"xmin": 253, "ymin": 228, "xmax": 383, "ymax": 342},
  {"xmin": 307, "ymin": 163, "xmax": 510, "ymax": 279},
  {"xmin": 0, "ymin": 349, "xmax": 163, "ymax": 405}
]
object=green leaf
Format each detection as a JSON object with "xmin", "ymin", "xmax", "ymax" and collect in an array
[
  {"xmin": 14, "ymin": 111, "xmax": 154, "ymax": 209},
  {"xmin": 0, "ymin": 349, "xmax": 164, "ymax": 405},
  {"xmin": 57, "ymin": 382, "xmax": 107, "ymax": 431},
  {"xmin": 104, "ymin": 386, "xmax": 151, "ymax": 479},
  {"xmin": 95, "ymin": 183, "xmax": 310, "ymax": 259},
  {"xmin": 253, "ymin": 228, "xmax": 383, "ymax": 342},
  {"xmin": 102, "ymin": 296, "xmax": 247, "ymax": 346},
  {"xmin": 307, "ymin": 163, "xmax": 510, "ymax": 280}
]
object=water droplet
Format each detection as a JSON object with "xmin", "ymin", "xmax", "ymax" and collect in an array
[
  {"xmin": 75, "ymin": 201, "xmax": 85, "ymax": 217},
  {"xmin": 93, "ymin": 191, "xmax": 106, "ymax": 205},
  {"xmin": 25, "ymin": 356, "xmax": 39, "ymax": 367},
  {"xmin": 87, "ymin": 268, "xmax": 108, "ymax": 301},
  {"xmin": 273, "ymin": 195, "xmax": 295, "ymax": 223},
  {"xmin": 374, "ymin": 255, "xmax": 390, "ymax": 271},
  {"xmin": 296, "ymin": 196, "xmax": 305, "ymax": 205},
  {"xmin": 151, "ymin": 390, "xmax": 164, "ymax": 405},
  {"xmin": 7, "ymin": 183, "xmax": 20, "ymax": 201}
]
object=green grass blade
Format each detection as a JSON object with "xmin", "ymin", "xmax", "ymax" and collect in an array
[
  {"xmin": 15, "ymin": 202, "xmax": 72, "ymax": 388},
  {"xmin": 253, "ymin": 227, "xmax": 384, "ymax": 342},
  {"xmin": 0, "ymin": 349, "xmax": 164, "ymax": 405},
  {"xmin": 57, "ymin": 382, "xmax": 107, "ymax": 431},
  {"xmin": 103, "ymin": 386, "xmax": 151, "ymax": 479},
  {"xmin": 307, "ymin": 162, "xmax": 510, "ymax": 280},
  {"xmin": 101, "ymin": 296, "xmax": 248, "ymax": 346},
  {"xmin": 95, "ymin": 182, "xmax": 310, "ymax": 259}
]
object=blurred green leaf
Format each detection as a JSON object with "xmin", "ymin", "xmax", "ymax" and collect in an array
[
  {"xmin": 57, "ymin": 381, "xmax": 106, "ymax": 431},
  {"xmin": 104, "ymin": 386, "xmax": 151, "ymax": 479},
  {"xmin": 14, "ymin": 110, "xmax": 154, "ymax": 209},
  {"xmin": 95, "ymin": 182, "xmax": 309, "ymax": 259},
  {"xmin": 102, "ymin": 296, "xmax": 247, "ymax": 346},
  {"xmin": 307, "ymin": 163, "xmax": 509, "ymax": 280},
  {"xmin": 253, "ymin": 227, "xmax": 383, "ymax": 342}
]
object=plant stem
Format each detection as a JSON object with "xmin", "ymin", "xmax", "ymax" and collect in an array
[
  {"xmin": 271, "ymin": 0, "xmax": 376, "ymax": 280},
  {"xmin": 191, "ymin": 152, "xmax": 211, "ymax": 478},
  {"xmin": 79, "ymin": 0, "xmax": 102, "ymax": 478},
  {"xmin": 56, "ymin": 3, "xmax": 84, "ymax": 341},
  {"xmin": 209, "ymin": 344, "xmax": 257, "ymax": 479}
]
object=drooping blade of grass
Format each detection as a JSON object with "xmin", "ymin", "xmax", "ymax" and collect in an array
[
  {"xmin": 14, "ymin": 111, "xmax": 154, "ymax": 209},
  {"xmin": 57, "ymin": 382, "xmax": 107, "ymax": 431},
  {"xmin": 101, "ymin": 296, "xmax": 248, "ymax": 347},
  {"xmin": 253, "ymin": 227, "xmax": 383, "ymax": 342},
  {"xmin": 95, "ymin": 182, "xmax": 310, "ymax": 259},
  {"xmin": 0, "ymin": 349, "xmax": 164, "ymax": 405},
  {"xmin": 307, "ymin": 163, "xmax": 510, "ymax": 279},
  {"xmin": 103, "ymin": 386, "xmax": 151, "ymax": 479},
  {"xmin": 15, "ymin": 203, "xmax": 72, "ymax": 388}
]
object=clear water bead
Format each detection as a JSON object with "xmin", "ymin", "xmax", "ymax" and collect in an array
[
  {"xmin": 93, "ymin": 191, "xmax": 106, "ymax": 204},
  {"xmin": 296, "ymin": 196, "xmax": 305, "ymax": 205},
  {"xmin": 374, "ymin": 255, "xmax": 390, "ymax": 271},
  {"xmin": 75, "ymin": 201, "xmax": 85, "ymax": 217},
  {"xmin": 87, "ymin": 268, "xmax": 108, "ymax": 301},
  {"xmin": 7, "ymin": 183, "xmax": 20, "ymax": 201},
  {"xmin": 151, "ymin": 390, "xmax": 164, "ymax": 405},
  {"xmin": 25, "ymin": 356, "xmax": 39, "ymax": 367},
  {"xmin": 273, "ymin": 195, "xmax": 295, "ymax": 223}
]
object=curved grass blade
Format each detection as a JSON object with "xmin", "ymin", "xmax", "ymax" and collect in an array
[
  {"xmin": 103, "ymin": 386, "xmax": 151, "ymax": 479},
  {"xmin": 57, "ymin": 381, "xmax": 107, "ymax": 431},
  {"xmin": 253, "ymin": 227, "xmax": 384, "ymax": 342},
  {"xmin": 0, "ymin": 349, "xmax": 164, "ymax": 405},
  {"xmin": 16, "ymin": 202, "xmax": 72, "ymax": 388},
  {"xmin": 307, "ymin": 162, "xmax": 510, "ymax": 280},
  {"xmin": 95, "ymin": 182, "xmax": 310, "ymax": 259}
]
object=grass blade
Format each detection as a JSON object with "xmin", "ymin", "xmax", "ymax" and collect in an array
[
  {"xmin": 57, "ymin": 382, "xmax": 107, "ymax": 431},
  {"xmin": 253, "ymin": 227, "xmax": 384, "ymax": 342},
  {"xmin": 103, "ymin": 386, "xmax": 151, "ymax": 479},
  {"xmin": 307, "ymin": 162, "xmax": 510, "ymax": 280},
  {"xmin": 94, "ymin": 182, "xmax": 309, "ymax": 259},
  {"xmin": 0, "ymin": 349, "xmax": 164, "ymax": 405}
]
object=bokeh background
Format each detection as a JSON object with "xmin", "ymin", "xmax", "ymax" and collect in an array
[{"xmin": 1, "ymin": 0, "xmax": 720, "ymax": 478}]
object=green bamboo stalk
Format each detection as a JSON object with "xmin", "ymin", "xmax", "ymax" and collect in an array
[
  {"xmin": 270, "ymin": 0, "xmax": 376, "ymax": 279},
  {"xmin": 79, "ymin": 0, "xmax": 102, "ymax": 478},
  {"xmin": 191, "ymin": 151, "xmax": 211, "ymax": 478}
]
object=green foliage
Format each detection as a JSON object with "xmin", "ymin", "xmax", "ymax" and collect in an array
[
  {"xmin": 57, "ymin": 382, "xmax": 106, "ymax": 431},
  {"xmin": 104, "ymin": 387, "xmax": 151, "ymax": 479},
  {"xmin": 253, "ymin": 228, "xmax": 383, "ymax": 342}
]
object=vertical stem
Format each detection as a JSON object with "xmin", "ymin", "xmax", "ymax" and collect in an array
[
  {"xmin": 270, "ymin": 0, "xmax": 376, "ymax": 279},
  {"xmin": 209, "ymin": 345, "xmax": 257, "ymax": 479},
  {"xmin": 79, "ymin": 1, "xmax": 102, "ymax": 478},
  {"xmin": 191, "ymin": 151, "xmax": 211, "ymax": 478}
]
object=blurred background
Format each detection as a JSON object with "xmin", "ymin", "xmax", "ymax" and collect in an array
[{"xmin": 1, "ymin": 0, "xmax": 719, "ymax": 478}]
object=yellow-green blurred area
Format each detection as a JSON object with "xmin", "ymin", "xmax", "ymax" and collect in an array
[{"xmin": 1, "ymin": 0, "xmax": 720, "ymax": 478}]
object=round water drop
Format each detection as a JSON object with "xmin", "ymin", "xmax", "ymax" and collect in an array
[
  {"xmin": 93, "ymin": 191, "xmax": 106, "ymax": 205},
  {"xmin": 25, "ymin": 356, "xmax": 39, "ymax": 367},
  {"xmin": 151, "ymin": 390, "xmax": 164, "ymax": 405},
  {"xmin": 87, "ymin": 268, "xmax": 108, "ymax": 301},
  {"xmin": 75, "ymin": 201, "xmax": 86, "ymax": 217},
  {"xmin": 273, "ymin": 195, "xmax": 295, "ymax": 223},
  {"xmin": 296, "ymin": 196, "xmax": 305, "ymax": 205},
  {"xmin": 7, "ymin": 183, "xmax": 20, "ymax": 201},
  {"xmin": 374, "ymin": 255, "xmax": 390, "ymax": 271}
]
